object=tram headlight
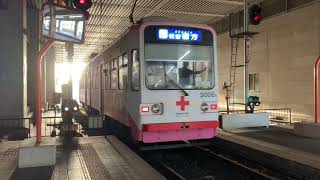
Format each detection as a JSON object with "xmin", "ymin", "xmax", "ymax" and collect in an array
[
  {"xmin": 64, "ymin": 107, "xmax": 69, "ymax": 112},
  {"xmin": 73, "ymin": 106, "xmax": 78, "ymax": 111},
  {"xmin": 201, "ymin": 103, "xmax": 209, "ymax": 112},
  {"xmin": 151, "ymin": 104, "xmax": 161, "ymax": 114}
]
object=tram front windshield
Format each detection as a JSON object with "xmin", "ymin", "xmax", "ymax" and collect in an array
[{"xmin": 145, "ymin": 43, "xmax": 214, "ymax": 90}]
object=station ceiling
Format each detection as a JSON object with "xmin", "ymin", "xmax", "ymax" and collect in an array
[{"xmin": 28, "ymin": 0, "xmax": 262, "ymax": 63}]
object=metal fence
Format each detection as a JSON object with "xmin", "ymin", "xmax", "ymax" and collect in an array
[
  {"xmin": 0, "ymin": 115, "xmax": 106, "ymax": 140},
  {"xmin": 0, "ymin": 117, "xmax": 32, "ymax": 140},
  {"xmin": 219, "ymin": 108, "xmax": 292, "ymax": 124},
  {"xmin": 257, "ymin": 108, "xmax": 292, "ymax": 124}
]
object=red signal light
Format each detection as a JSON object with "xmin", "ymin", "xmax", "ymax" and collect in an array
[
  {"xmin": 72, "ymin": 0, "xmax": 92, "ymax": 11},
  {"xmin": 254, "ymin": 15, "xmax": 261, "ymax": 21},
  {"xmin": 249, "ymin": 4, "xmax": 262, "ymax": 25}
]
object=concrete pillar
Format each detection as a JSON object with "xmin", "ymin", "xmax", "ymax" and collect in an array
[
  {"xmin": 27, "ymin": 7, "xmax": 40, "ymax": 112},
  {"xmin": 0, "ymin": 0, "xmax": 28, "ymax": 117},
  {"xmin": 44, "ymin": 48, "xmax": 56, "ymax": 109}
]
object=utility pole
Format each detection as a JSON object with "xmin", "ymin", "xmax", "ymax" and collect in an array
[{"xmin": 243, "ymin": 0, "xmax": 249, "ymax": 111}]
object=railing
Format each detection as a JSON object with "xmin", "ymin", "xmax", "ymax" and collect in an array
[
  {"xmin": 257, "ymin": 108, "xmax": 292, "ymax": 124},
  {"xmin": 0, "ymin": 115, "xmax": 106, "ymax": 140},
  {"xmin": 0, "ymin": 117, "xmax": 32, "ymax": 140},
  {"xmin": 220, "ymin": 108, "xmax": 292, "ymax": 124}
]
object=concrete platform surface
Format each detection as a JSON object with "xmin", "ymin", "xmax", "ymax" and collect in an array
[
  {"xmin": 216, "ymin": 126, "xmax": 320, "ymax": 177},
  {"xmin": 0, "ymin": 136, "xmax": 166, "ymax": 180},
  {"xmin": 220, "ymin": 112, "xmax": 269, "ymax": 129},
  {"xmin": 18, "ymin": 145, "xmax": 56, "ymax": 168},
  {"xmin": 294, "ymin": 122, "xmax": 320, "ymax": 139}
]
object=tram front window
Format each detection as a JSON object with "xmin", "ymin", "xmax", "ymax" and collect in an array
[{"xmin": 145, "ymin": 44, "xmax": 214, "ymax": 90}]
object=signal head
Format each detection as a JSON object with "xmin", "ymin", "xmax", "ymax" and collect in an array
[
  {"xmin": 72, "ymin": 0, "xmax": 92, "ymax": 11},
  {"xmin": 249, "ymin": 4, "xmax": 262, "ymax": 25}
]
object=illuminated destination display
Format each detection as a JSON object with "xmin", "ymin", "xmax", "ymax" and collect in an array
[{"xmin": 157, "ymin": 28, "xmax": 202, "ymax": 41}]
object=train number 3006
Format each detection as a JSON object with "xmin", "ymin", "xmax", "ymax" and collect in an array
[{"xmin": 200, "ymin": 92, "xmax": 216, "ymax": 98}]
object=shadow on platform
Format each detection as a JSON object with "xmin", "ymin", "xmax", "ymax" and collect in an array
[{"xmin": 10, "ymin": 166, "xmax": 54, "ymax": 180}]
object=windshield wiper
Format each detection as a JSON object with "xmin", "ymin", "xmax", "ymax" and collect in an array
[
  {"xmin": 167, "ymin": 76, "xmax": 189, "ymax": 96},
  {"xmin": 162, "ymin": 62, "xmax": 188, "ymax": 96}
]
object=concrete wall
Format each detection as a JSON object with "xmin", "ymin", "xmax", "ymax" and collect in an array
[
  {"xmin": 0, "ymin": 0, "xmax": 28, "ymax": 117},
  {"xmin": 216, "ymin": 3, "xmax": 320, "ymax": 122}
]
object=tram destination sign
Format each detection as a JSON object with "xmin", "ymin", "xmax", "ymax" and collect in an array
[
  {"xmin": 145, "ymin": 26, "xmax": 212, "ymax": 46},
  {"xmin": 157, "ymin": 28, "xmax": 202, "ymax": 42}
]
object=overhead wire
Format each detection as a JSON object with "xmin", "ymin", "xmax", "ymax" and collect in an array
[{"xmin": 129, "ymin": 0, "xmax": 138, "ymax": 25}]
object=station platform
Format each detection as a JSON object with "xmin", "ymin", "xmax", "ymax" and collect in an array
[
  {"xmin": 0, "ymin": 136, "xmax": 165, "ymax": 180},
  {"xmin": 214, "ymin": 126, "xmax": 320, "ymax": 179}
]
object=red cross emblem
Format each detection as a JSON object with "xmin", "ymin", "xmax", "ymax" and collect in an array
[{"xmin": 176, "ymin": 96, "xmax": 190, "ymax": 111}]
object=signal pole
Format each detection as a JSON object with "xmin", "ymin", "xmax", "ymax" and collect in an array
[{"xmin": 243, "ymin": 0, "xmax": 249, "ymax": 111}]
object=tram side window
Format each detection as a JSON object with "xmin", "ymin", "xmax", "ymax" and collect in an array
[
  {"xmin": 92, "ymin": 69, "xmax": 96, "ymax": 89},
  {"xmin": 95, "ymin": 68, "xmax": 98, "ymax": 89},
  {"xmin": 131, "ymin": 49, "xmax": 140, "ymax": 91},
  {"xmin": 112, "ymin": 58, "xmax": 118, "ymax": 69},
  {"xmin": 111, "ymin": 59, "xmax": 118, "ymax": 90},
  {"xmin": 87, "ymin": 72, "xmax": 91, "ymax": 89},
  {"xmin": 104, "ymin": 63, "xmax": 110, "ymax": 90},
  {"xmin": 119, "ymin": 54, "xmax": 128, "ymax": 90},
  {"xmin": 97, "ymin": 66, "xmax": 101, "ymax": 89},
  {"xmin": 80, "ymin": 75, "xmax": 84, "ymax": 89},
  {"xmin": 95, "ymin": 68, "xmax": 99, "ymax": 89},
  {"xmin": 82, "ymin": 76, "xmax": 86, "ymax": 89}
]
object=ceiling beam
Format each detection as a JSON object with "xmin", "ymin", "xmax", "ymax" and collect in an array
[
  {"xmin": 90, "ymin": 14, "xmax": 129, "ymax": 19},
  {"xmin": 54, "ymin": 44, "xmax": 105, "ymax": 48},
  {"xmin": 54, "ymin": 48, "xmax": 101, "ymax": 52},
  {"xmin": 86, "ymin": 36, "xmax": 115, "ymax": 40},
  {"xmin": 54, "ymin": 43, "xmax": 104, "ymax": 48},
  {"xmin": 204, "ymin": 0, "xmax": 244, "ymax": 6},
  {"xmin": 144, "ymin": 0, "xmax": 172, "ymax": 17},
  {"xmin": 160, "ymin": 9, "xmax": 225, "ymax": 17},
  {"xmin": 86, "ymin": 24, "xmax": 129, "ymax": 28},
  {"xmin": 86, "ymin": 31, "xmax": 122, "ymax": 34},
  {"xmin": 92, "ymin": 2, "xmax": 226, "ymax": 18},
  {"xmin": 92, "ymin": 3, "xmax": 151, "ymax": 10}
]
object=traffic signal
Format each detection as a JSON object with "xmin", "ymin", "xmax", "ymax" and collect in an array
[
  {"xmin": 246, "ymin": 96, "xmax": 261, "ymax": 113},
  {"xmin": 249, "ymin": 4, "xmax": 262, "ymax": 25},
  {"xmin": 72, "ymin": 0, "xmax": 92, "ymax": 11}
]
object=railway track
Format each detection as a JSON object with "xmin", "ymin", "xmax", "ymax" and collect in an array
[
  {"xmin": 141, "ymin": 142, "xmax": 282, "ymax": 180},
  {"xmin": 101, "ymin": 119, "xmax": 283, "ymax": 179},
  {"xmin": 150, "ymin": 158, "xmax": 188, "ymax": 180},
  {"xmin": 191, "ymin": 143, "xmax": 280, "ymax": 180}
]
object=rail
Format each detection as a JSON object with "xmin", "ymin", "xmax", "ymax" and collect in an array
[
  {"xmin": 220, "ymin": 108, "xmax": 292, "ymax": 124},
  {"xmin": 0, "ymin": 115, "xmax": 106, "ymax": 140},
  {"xmin": 193, "ymin": 145, "xmax": 279, "ymax": 179}
]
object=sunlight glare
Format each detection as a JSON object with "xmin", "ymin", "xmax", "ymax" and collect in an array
[{"xmin": 55, "ymin": 62, "xmax": 87, "ymax": 102}]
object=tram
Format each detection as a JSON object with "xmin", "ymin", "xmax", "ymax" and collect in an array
[{"xmin": 80, "ymin": 18, "xmax": 219, "ymax": 143}]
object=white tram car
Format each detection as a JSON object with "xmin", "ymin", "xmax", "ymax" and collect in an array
[{"xmin": 80, "ymin": 18, "xmax": 219, "ymax": 143}]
